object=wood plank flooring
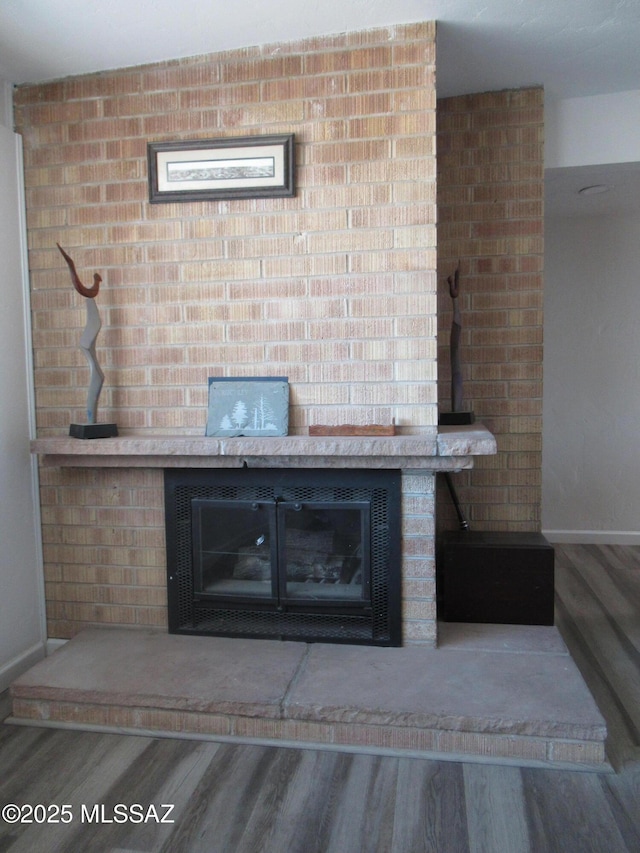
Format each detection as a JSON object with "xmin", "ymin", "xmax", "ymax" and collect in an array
[
  {"xmin": 1, "ymin": 543, "xmax": 639, "ymax": 852},
  {"xmin": 554, "ymin": 543, "xmax": 640, "ymax": 769}
]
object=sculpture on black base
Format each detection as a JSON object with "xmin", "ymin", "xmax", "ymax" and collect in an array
[
  {"xmin": 57, "ymin": 244, "xmax": 118, "ymax": 439},
  {"xmin": 439, "ymin": 262, "xmax": 475, "ymax": 426}
]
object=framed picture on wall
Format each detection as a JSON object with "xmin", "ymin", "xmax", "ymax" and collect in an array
[{"xmin": 148, "ymin": 134, "xmax": 295, "ymax": 203}]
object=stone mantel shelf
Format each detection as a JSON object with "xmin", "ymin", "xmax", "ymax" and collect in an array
[{"xmin": 30, "ymin": 425, "xmax": 496, "ymax": 471}]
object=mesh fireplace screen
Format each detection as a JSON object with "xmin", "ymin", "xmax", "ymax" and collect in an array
[{"xmin": 164, "ymin": 468, "xmax": 402, "ymax": 646}]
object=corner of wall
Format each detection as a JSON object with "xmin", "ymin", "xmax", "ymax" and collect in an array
[{"xmin": 0, "ymin": 79, "xmax": 14, "ymax": 131}]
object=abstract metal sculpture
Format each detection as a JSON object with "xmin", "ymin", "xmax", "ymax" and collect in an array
[
  {"xmin": 57, "ymin": 244, "xmax": 118, "ymax": 438},
  {"xmin": 439, "ymin": 262, "xmax": 475, "ymax": 426},
  {"xmin": 448, "ymin": 262, "xmax": 463, "ymax": 414},
  {"xmin": 439, "ymin": 262, "xmax": 472, "ymax": 530}
]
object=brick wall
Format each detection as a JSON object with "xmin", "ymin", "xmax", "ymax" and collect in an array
[
  {"xmin": 16, "ymin": 23, "xmax": 437, "ymax": 438},
  {"xmin": 14, "ymin": 23, "xmax": 438, "ymax": 639},
  {"xmin": 436, "ymin": 88, "xmax": 544, "ymax": 532}
]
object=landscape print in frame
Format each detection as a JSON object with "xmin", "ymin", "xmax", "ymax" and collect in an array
[{"xmin": 148, "ymin": 134, "xmax": 295, "ymax": 202}]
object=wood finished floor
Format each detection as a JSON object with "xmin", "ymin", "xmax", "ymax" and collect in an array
[{"xmin": 1, "ymin": 544, "xmax": 639, "ymax": 852}]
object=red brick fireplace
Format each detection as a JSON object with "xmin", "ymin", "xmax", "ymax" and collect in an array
[
  {"xmin": 31, "ymin": 429, "xmax": 496, "ymax": 645},
  {"xmin": 15, "ymin": 18, "xmax": 542, "ymax": 648},
  {"xmin": 18, "ymin": 22, "xmax": 444, "ymax": 644}
]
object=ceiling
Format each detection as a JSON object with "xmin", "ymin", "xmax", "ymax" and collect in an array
[
  {"xmin": 1, "ymin": 0, "xmax": 639, "ymax": 218},
  {"xmin": 1, "ymin": 0, "xmax": 639, "ymax": 100}
]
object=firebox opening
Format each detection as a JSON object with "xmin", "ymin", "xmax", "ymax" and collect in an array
[{"xmin": 165, "ymin": 468, "xmax": 402, "ymax": 646}]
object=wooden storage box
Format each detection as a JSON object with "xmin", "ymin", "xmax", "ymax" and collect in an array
[{"xmin": 439, "ymin": 531, "xmax": 554, "ymax": 625}]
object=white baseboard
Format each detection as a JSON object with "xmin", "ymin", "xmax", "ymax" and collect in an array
[
  {"xmin": 0, "ymin": 642, "xmax": 45, "ymax": 693},
  {"xmin": 543, "ymin": 530, "xmax": 640, "ymax": 545}
]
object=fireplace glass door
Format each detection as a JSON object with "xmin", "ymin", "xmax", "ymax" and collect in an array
[
  {"xmin": 278, "ymin": 502, "xmax": 370, "ymax": 606},
  {"xmin": 193, "ymin": 500, "xmax": 278, "ymax": 602},
  {"xmin": 192, "ymin": 498, "xmax": 371, "ymax": 611},
  {"xmin": 165, "ymin": 468, "xmax": 401, "ymax": 646}
]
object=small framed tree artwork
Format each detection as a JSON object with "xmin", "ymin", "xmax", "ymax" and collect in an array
[{"xmin": 206, "ymin": 378, "xmax": 289, "ymax": 437}]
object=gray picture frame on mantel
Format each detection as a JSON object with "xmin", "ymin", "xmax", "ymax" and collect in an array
[
  {"xmin": 148, "ymin": 134, "xmax": 295, "ymax": 203},
  {"xmin": 206, "ymin": 377, "xmax": 289, "ymax": 437}
]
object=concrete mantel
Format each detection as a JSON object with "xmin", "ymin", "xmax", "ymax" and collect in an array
[{"xmin": 30, "ymin": 425, "xmax": 496, "ymax": 471}]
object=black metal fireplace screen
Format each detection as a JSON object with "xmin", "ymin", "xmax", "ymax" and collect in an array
[{"xmin": 165, "ymin": 468, "xmax": 401, "ymax": 646}]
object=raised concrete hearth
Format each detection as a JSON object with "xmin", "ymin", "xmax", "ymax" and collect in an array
[{"xmin": 7, "ymin": 623, "xmax": 609, "ymax": 771}]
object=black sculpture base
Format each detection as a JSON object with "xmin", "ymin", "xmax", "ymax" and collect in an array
[
  {"xmin": 69, "ymin": 423, "xmax": 119, "ymax": 439},
  {"xmin": 439, "ymin": 412, "xmax": 475, "ymax": 426}
]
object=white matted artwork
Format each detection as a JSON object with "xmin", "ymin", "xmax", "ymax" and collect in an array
[{"xmin": 206, "ymin": 377, "xmax": 289, "ymax": 437}]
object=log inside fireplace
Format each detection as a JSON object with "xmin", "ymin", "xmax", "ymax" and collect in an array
[{"xmin": 164, "ymin": 468, "xmax": 401, "ymax": 646}]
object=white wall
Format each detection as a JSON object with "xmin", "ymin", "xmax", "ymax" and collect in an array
[
  {"xmin": 542, "ymin": 215, "xmax": 640, "ymax": 542},
  {"xmin": 0, "ymin": 80, "xmax": 46, "ymax": 691},
  {"xmin": 543, "ymin": 90, "xmax": 640, "ymax": 543},
  {"xmin": 546, "ymin": 90, "xmax": 640, "ymax": 169}
]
